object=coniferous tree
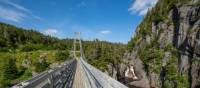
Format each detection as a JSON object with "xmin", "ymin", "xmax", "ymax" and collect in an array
[{"xmin": 2, "ymin": 56, "xmax": 18, "ymax": 80}]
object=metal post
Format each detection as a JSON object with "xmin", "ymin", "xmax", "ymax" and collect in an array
[
  {"xmin": 77, "ymin": 33, "xmax": 84, "ymax": 58},
  {"xmin": 73, "ymin": 32, "xmax": 83, "ymax": 59},
  {"xmin": 73, "ymin": 34, "xmax": 77, "ymax": 58}
]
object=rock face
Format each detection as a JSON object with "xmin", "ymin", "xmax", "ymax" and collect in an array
[{"xmin": 120, "ymin": 0, "xmax": 200, "ymax": 88}]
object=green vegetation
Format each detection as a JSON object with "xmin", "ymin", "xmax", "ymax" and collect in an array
[
  {"xmin": 1, "ymin": 56, "xmax": 21, "ymax": 87},
  {"xmin": 55, "ymin": 50, "xmax": 70, "ymax": 62},
  {"xmin": 127, "ymin": 38, "xmax": 134, "ymax": 52},
  {"xmin": 126, "ymin": 0, "xmax": 196, "ymax": 87},
  {"xmin": 139, "ymin": 44, "xmax": 164, "ymax": 74},
  {"xmin": 0, "ymin": 54, "xmax": 28, "ymax": 87},
  {"xmin": 34, "ymin": 54, "xmax": 50, "ymax": 73},
  {"xmin": 83, "ymin": 40, "xmax": 126, "ymax": 71},
  {"xmin": 0, "ymin": 51, "xmax": 57, "ymax": 87},
  {"xmin": 127, "ymin": 0, "xmax": 196, "ymax": 52},
  {"xmin": 138, "ymin": 42, "xmax": 189, "ymax": 87},
  {"xmin": 0, "ymin": 22, "xmax": 74, "ymax": 51},
  {"xmin": 35, "ymin": 61, "xmax": 49, "ymax": 73},
  {"xmin": 163, "ymin": 55, "xmax": 189, "ymax": 88},
  {"xmin": 162, "ymin": 43, "xmax": 189, "ymax": 88},
  {"xmin": 19, "ymin": 43, "xmax": 44, "ymax": 52},
  {"xmin": 127, "ymin": 34, "xmax": 143, "ymax": 53},
  {"xmin": 2, "ymin": 57, "xmax": 18, "ymax": 80},
  {"xmin": 0, "ymin": 22, "xmax": 72, "ymax": 87},
  {"xmin": 0, "ymin": 22, "xmax": 125, "ymax": 87}
]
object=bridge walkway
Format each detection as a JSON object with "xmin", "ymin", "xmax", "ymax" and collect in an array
[{"xmin": 72, "ymin": 60, "xmax": 90, "ymax": 88}]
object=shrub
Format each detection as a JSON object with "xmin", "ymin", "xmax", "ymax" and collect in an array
[
  {"xmin": 35, "ymin": 60, "xmax": 49, "ymax": 72},
  {"xmin": 163, "ymin": 80, "xmax": 172, "ymax": 88},
  {"xmin": 140, "ymin": 47, "xmax": 164, "ymax": 74},
  {"xmin": 0, "ymin": 47, "xmax": 10, "ymax": 52},
  {"xmin": 151, "ymin": 14, "xmax": 164, "ymax": 24},
  {"xmin": 163, "ymin": 55, "xmax": 189, "ymax": 88},
  {"xmin": 0, "ymin": 79, "xmax": 11, "ymax": 88},
  {"xmin": 2, "ymin": 57, "xmax": 18, "ymax": 80},
  {"xmin": 164, "ymin": 43, "xmax": 174, "ymax": 51},
  {"xmin": 20, "ymin": 44, "xmax": 43, "ymax": 52},
  {"xmin": 127, "ymin": 37, "xmax": 136, "ymax": 52},
  {"xmin": 55, "ymin": 50, "xmax": 70, "ymax": 61},
  {"xmin": 18, "ymin": 69, "xmax": 32, "ymax": 81}
]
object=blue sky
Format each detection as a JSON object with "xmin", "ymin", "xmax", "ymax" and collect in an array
[{"xmin": 0, "ymin": 0, "xmax": 157, "ymax": 43}]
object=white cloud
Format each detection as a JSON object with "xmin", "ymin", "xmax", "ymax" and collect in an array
[
  {"xmin": 0, "ymin": 6, "xmax": 25, "ymax": 22},
  {"xmin": 100, "ymin": 30, "xmax": 112, "ymax": 35},
  {"xmin": 4, "ymin": 0, "xmax": 31, "ymax": 13},
  {"xmin": 0, "ymin": 0, "xmax": 41, "ymax": 22},
  {"xmin": 128, "ymin": 0, "xmax": 158, "ymax": 16},
  {"xmin": 44, "ymin": 29, "xmax": 58, "ymax": 36}
]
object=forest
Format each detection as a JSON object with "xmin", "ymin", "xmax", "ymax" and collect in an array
[{"xmin": 0, "ymin": 22, "xmax": 126, "ymax": 87}]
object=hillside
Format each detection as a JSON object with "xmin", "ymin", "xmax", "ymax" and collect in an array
[
  {"xmin": 0, "ymin": 22, "xmax": 74, "ymax": 51},
  {"xmin": 123, "ymin": 0, "xmax": 200, "ymax": 88},
  {"xmin": 0, "ymin": 22, "xmax": 125, "ymax": 87}
]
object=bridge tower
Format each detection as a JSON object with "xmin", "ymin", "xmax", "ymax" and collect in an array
[{"xmin": 73, "ymin": 32, "xmax": 84, "ymax": 59}]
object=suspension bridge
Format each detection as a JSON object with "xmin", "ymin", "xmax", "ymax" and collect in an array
[{"xmin": 12, "ymin": 32, "xmax": 128, "ymax": 88}]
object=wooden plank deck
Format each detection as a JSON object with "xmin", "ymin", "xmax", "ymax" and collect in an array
[{"xmin": 72, "ymin": 60, "xmax": 90, "ymax": 88}]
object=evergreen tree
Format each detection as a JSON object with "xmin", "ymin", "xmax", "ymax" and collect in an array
[{"xmin": 2, "ymin": 56, "xmax": 18, "ymax": 80}]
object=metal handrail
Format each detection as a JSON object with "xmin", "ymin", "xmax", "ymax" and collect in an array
[
  {"xmin": 12, "ymin": 59, "xmax": 77, "ymax": 88},
  {"xmin": 80, "ymin": 58, "xmax": 128, "ymax": 88}
]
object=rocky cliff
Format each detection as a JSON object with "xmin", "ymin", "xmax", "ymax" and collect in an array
[{"xmin": 121, "ymin": 0, "xmax": 200, "ymax": 88}]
